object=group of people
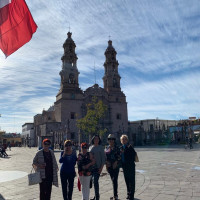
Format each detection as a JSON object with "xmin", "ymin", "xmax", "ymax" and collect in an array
[
  {"xmin": 32, "ymin": 134, "xmax": 137, "ymax": 200},
  {"xmin": 0, "ymin": 145, "xmax": 8, "ymax": 158}
]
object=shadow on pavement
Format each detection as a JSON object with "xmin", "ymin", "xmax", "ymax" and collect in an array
[
  {"xmin": 136, "ymin": 144, "xmax": 200, "ymax": 152},
  {"xmin": 0, "ymin": 156, "xmax": 10, "ymax": 159},
  {"xmin": 0, "ymin": 194, "xmax": 6, "ymax": 200}
]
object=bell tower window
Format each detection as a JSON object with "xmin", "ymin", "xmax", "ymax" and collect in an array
[
  {"xmin": 113, "ymin": 78, "xmax": 117, "ymax": 87},
  {"xmin": 69, "ymin": 74, "xmax": 75, "ymax": 84}
]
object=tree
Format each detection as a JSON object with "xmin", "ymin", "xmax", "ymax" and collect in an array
[{"xmin": 77, "ymin": 96, "xmax": 107, "ymax": 137}]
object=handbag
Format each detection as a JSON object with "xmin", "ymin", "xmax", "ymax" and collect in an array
[
  {"xmin": 28, "ymin": 167, "xmax": 42, "ymax": 185},
  {"xmin": 135, "ymin": 152, "xmax": 139, "ymax": 162}
]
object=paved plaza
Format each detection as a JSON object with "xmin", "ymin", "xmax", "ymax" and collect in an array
[{"xmin": 1, "ymin": 145, "xmax": 200, "ymax": 200}]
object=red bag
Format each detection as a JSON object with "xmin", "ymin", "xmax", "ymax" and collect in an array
[{"xmin": 77, "ymin": 177, "xmax": 81, "ymax": 191}]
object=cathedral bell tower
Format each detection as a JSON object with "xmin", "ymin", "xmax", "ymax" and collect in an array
[
  {"xmin": 55, "ymin": 32, "xmax": 83, "ymax": 129},
  {"xmin": 103, "ymin": 40, "xmax": 121, "ymax": 93},
  {"xmin": 102, "ymin": 39, "xmax": 128, "ymax": 135},
  {"xmin": 57, "ymin": 32, "xmax": 82, "ymax": 97}
]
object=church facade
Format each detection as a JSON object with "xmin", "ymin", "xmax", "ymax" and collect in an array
[{"xmin": 34, "ymin": 32, "xmax": 128, "ymax": 146}]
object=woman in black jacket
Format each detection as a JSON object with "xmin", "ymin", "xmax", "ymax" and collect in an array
[{"xmin": 120, "ymin": 135, "xmax": 136, "ymax": 200}]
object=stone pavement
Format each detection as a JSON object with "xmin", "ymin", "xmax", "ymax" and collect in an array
[{"xmin": 1, "ymin": 145, "xmax": 200, "ymax": 200}]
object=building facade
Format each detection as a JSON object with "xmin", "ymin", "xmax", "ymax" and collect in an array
[
  {"xmin": 34, "ymin": 32, "xmax": 128, "ymax": 147},
  {"xmin": 0, "ymin": 132, "xmax": 22, "ymax": 147},
  {"xmin": 129, "ymin": 119, "xmax": 178, "ymax": 145},
  {"xmin": 0, "ymin": 130, "xmax": 6, "ymax": 145},
  {"xmin": 21, "ymin": 123, "xmax": 35, "ymax": 147}
]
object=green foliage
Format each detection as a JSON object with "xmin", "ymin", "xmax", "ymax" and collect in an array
[{"xmin": 77, "ymin": 96, "xmax": 107, "ymax": 137}]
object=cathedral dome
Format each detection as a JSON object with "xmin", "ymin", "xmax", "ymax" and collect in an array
[
  {"xmin": 84, "ymin": 84, "xmax": 108, "ymax": 97},
  {"xmin": 63, "ymin": 32, "xmax": 76, "ymax": 48},
  {"xmin": 105, "ymin": 40, "xmax": 116, "ymax": 54}
]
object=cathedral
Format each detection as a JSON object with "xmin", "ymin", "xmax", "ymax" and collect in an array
[{"xmin": 34, "ymin": 32, "xmax": 128, "ymax": 146}]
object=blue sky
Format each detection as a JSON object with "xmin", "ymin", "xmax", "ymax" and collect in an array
[{"xmin": 0, "ymin": 0, "xmax": 200, "ymax": 133}]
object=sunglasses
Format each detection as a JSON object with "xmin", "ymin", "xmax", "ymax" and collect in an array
[
  {"xmin": 44, "ymin": 143, "xmax": 50, "ymax": 145},
  {"xmin": 65, "ymin": 144, "xmax": 72, "ymax": 147},
  {"xmin": 108, "ymin": 138, "xmax": 115, "ymax": 141},
  {"xmin": 82, "ymin": 146, "xmax": 87, "ymax": 149}
]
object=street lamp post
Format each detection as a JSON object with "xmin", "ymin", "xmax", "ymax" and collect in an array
[
  {"xmin": 78, "ymin": 129, "xmax": 81, "ymax": 146},
  {"xmin": 29, "ymin": 137, "xmax": 31, "ymax": 148},
  {"xmin": 50, "ymin": 130, "xmax": 55, "ymax": 150}
]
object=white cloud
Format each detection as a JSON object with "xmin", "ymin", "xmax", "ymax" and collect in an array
[{"xmin": 125, "ymin": 70, "xmax": 200, "ymax": 120}]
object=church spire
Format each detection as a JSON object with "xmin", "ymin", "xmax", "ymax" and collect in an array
[
  {"xmin": 58, "ymin": 32, "xmax": 82, "ymax": 95},
  {"xmin": 61, "ymin": 32, "xmax": 78, "ymax": 67},
  {"xmin": 103, "ymin": 40, "xmax": 121, "ymax": 93}
]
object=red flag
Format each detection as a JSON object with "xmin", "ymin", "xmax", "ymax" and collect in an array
[{"xmin": 0, "ymin": 0, "xmax": 37, "ymax": 57}]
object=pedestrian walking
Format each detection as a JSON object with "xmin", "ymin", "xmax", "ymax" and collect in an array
[
  {"xmin": 120, "ymin": 135, "xmax": 136, "ymax": 200},
  {"xmin": 89, "ymin": 135, "xmax": 106, "ymax": 200},
  {"xmin": 59, "ymin": 142, "xmax": 61, "ymax": 150},
  {"xmin": 72, "ymin": 141, "xmax": 77, "ymax": 156},
  {"xmin": 78, "ymin": 145, "xmax": 81, "ymax": 153},
  {"xmin": 189, "ymin": 136, "xmax": 193, "ymax": 149},
  {"xmin": 105, "ymin": 134, "xmax": 121, "ymax": 200},
  {"xmin": 32, "ymin": 138, "xmax": 59, "ymax": 200},
  {"xmin": 8, "ymin": 143, "xmax": 11, "ymax": 151},
  {"xmin": 77, "ymin": 142, "xmax": 95, "ymax": 200},
  {"xmin": 59, "ymin": 140, "xmax": 77, "ymax": 200}
]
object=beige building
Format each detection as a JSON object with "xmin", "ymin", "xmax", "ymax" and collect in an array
[
  {"xmin": 0, "ymin": 131, "xmax": 22, "ymax": 147},
  {"xmin": 34, "ymin": 32, "xmax": 128, "ymax": 147},
  {"xmin": 0, "ymin": 130, "xmax": 6, "ymax": 145}
]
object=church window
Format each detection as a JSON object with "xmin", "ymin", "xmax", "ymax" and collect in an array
[
  {"xmin": 71, "ymin": 112, "xmax": 76, "ymax": 119},
  {"xmin": 116, "ymin": 98, "xmax": 119, "ymax": 102},
  {"xmin": 112, "ymin": 53, "xmax": 115, "ymax": 60},
  {"xmin": 69, "ymin": 45, "xmax": 72, "ymax": 52},
  {"xmin": 116, "ymin": 113, "xmax": 121, "ymax": 120},
  {"xmin": 69, "ymin": 74, "xmax": 75, "ymax": 84},
  {"xmin": 113, "ymin": 78, "xmax": 117, "ymax": 87},
  {"xmin": 71, "ymin": 132, "xmax": 75, "ymax": 139}
]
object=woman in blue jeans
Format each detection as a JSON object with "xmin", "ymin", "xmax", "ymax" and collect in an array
[
  {"xmin": 59, "ymin": 140, "xmax": 77, "ymax": 200},
  {"xmin": 89, "ymin": 135, "xmax": 106, "ymax": 200}
]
